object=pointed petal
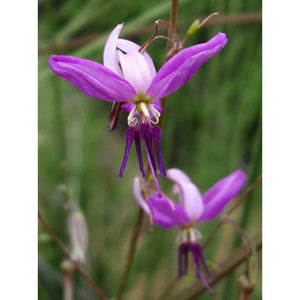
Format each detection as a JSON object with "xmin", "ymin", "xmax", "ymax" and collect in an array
[
  {"xmin": 167, "ymin": 168, "xmax": 192, "ymax": 183},
  {"xmin": 117, "ymin": 38, "xmax": 156, "ymax": 78},
  {"xmin": 167, "ymin": 169, "xmax": 204, "ymax": 222},
  {"xmin": 147, "ymin": 192, "xmax": 190, "ymax": 229},
  {"xmin": 49, "ymin": 55, "xmax": 136, "ymax": 102},
  {"xmin": 103, "ymin": 24, "xmax": 124, "ymax": 76},
  {"xmin": 119, "ymin": 51, "xmax": 155, "ymax": 94},
  {"xmin": 133, "ymin": 177, "xmax": 150, "ymax": 214},
  {"xmin": 146, "ymin": 33, "xmax": 228, "ymax": 99},
  {"xmin": 198, "ymin": 170, "xmax": 247, "ymax": 222}
]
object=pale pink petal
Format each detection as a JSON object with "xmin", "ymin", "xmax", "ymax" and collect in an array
[
  {"xmin": 198, "ymin": 170, "xmax": 247, "ymax": 222},
  {"xmin": 133, "ymin": 177, "xmax": 150, "ymax": 214},
  {"xmin": 167, "ymin": 168, "xmax": 192, "ymax": 183},
  {"xmin": 103, "ymin": 24, "xmax": 123, "ymax": 76},
  {"xmin": 119, "ymin": 51, "xmax": 155, "ymax": 94},
  {"xmin": 177, "ymin": 182, "xmax": 204, "ymax": 222},
  {"xmin": 117, "ymin": 39, "xmax": 156, "ymax": 78}
]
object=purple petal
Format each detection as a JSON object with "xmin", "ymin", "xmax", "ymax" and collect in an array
[
  {"xmin": 119, "ymin": 51, "xmax": 155, "ymax": 94},
  {"xmin": 198, "ymin": 170, "xmax": 247, "ymax": 222},
  {"xmin": 147, "ymin": 192, "xmax": 190, "ymax": 229},
  {"xmin": 49, "ymin": 55, "xmax": 136, "ymax": 102},
  {"xmin": 167, "ymin": 169, "xmax": 204, "ymax": 222},
  {"xmin": 146, "ymin": 33, "xmax": 228, "ymax": 99},
  {"xmin": 133, "ymin": 177, "xmax": 150, "ymax": 214},
  {"xmin": 117, "ymin": 39, "xmax": 156, "ymax": 79},
  {"xmin": 103, "ymin": 24, "xmax": 124, "ymax": 76}
]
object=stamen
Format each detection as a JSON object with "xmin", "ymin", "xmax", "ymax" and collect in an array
[
  {"xmin": 127, "ymin": 105, "xmax": 137, "ymax": 126},
  {"xmin": 148, "ymin": 105, "xmax": 161, "ymax": 125},
  {"xmin": 140, "ymin": 102, "xmax": 150, "ymax": 119}
]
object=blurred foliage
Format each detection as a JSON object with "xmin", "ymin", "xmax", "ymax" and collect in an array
[{"xmin": 38, "ymin": 0, "xmax": 261, "ymax": 299}]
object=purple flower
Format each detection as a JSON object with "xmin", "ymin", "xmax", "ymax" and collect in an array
[
  {"xmin": 134, "ymin": 168, "xmax": 247, "ymax": 292},
  {"xmin": 48, "ymin": 24, "xmax": 228, "ymax": 180}
]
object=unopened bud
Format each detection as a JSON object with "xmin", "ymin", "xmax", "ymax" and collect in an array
[
  {"xmin": 187, "ymin": 19, "xmax": 201, "ymax": 37},
  {"xmin": 68, "ymin": 211, "xmax": 89, "ymax": 266},
  {"xmin": 60, "ymin": 259, "xmax": 75, "ymax": 273},
  {"xmin": 238, "ymin": 274, "xmax": 255, "ymax": 294}
]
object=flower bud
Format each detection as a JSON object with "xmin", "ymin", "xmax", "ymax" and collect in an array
[
  {"xmin": 60, "ymin": 259, "xmax": 75, "ymax": 273},
  {"xmin": 238, "ymin": 274, "xmax": 255, "ymax": 294},
  {"xmin": 187, "ymin": 19, "xmax": 201, "ymax": 37},
  {"xmin": 68, "ymin": 211, "xmax": 89, "ymax": 266}
]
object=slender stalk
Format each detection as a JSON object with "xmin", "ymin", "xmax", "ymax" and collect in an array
[
  {"xmin": 158, "ymin": 0, "xmax": 180, "ymax": 127},
  {"xmin": 169, "ymin": 231, "xmax": 262, "ymax": 300},
  {"xmin": 38, "ymin": 210, "xmax": 109, "ymax": 300},
  {"xmin": 64, "ymin": 273, "xmax": 73, "ymax": 300},
  {"xmin": 115, "ymin": 208, "xmax": 144, "ymax": 300}
]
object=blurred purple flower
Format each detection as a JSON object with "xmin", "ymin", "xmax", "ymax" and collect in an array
[
  {"xmin": 48, "ymin": 24, "xmax": 228, "ymax": 180},
  {"xmin": 134, "ymin": 168, "xmax": 247, "ymax": 292}
]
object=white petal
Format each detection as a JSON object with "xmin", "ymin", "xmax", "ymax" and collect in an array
[
  {"xmin": 133, "ymin": 177, "xmax": 150, "ymax": 214},
  {"xmin": 117, "ymin": 39, "xmax": 156, "ymax": 79},
  {"xmin": 103, "ymin": 24, "xmax": 123, "ymax": 77},
  {"xmin": 119, "ymin": 51, "xmax": 154, "ymax": 94}
]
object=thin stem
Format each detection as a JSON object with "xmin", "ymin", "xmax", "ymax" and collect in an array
[
  {"xmin": 115, "ymin": 208, "xmax": 145, "ymax": 300},
  {"xmin": 167, "ymin": 0, "xmax": 179, "ymax": 51},
  {"xmin": 38, "ymin": 210, "xmax": 109, "ymax": 300},
  {"xmin": 64, "ymin": 273, "xmax": 73, "ymax": 300},
  {"xmin": 169, "ymin": 231, "xmax": 262, "ymax": 300}
]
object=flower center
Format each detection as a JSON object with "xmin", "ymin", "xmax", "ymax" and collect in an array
[
  {"xmin": 127, "ymin": 96, "xmax": 161, "ymax": 127},
  {"xmin": 176, "ymin": 226, "xmax": 202, "ymax": 244}
]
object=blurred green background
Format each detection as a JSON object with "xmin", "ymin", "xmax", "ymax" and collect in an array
[{"xmin": 38, "ymin": 0, "xmax": 262, "ymax": 299}]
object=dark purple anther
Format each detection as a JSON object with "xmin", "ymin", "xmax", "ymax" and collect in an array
[
  {"xmin": 133, "ymin": 129, "xmax": 146, "ymax": 178},
  {"xmin": 140, "ymin": 122, "xmax": 157, "ymax": 174},
  {"xmin": 119, "ymin": 126, "xmax": 136, "ymax": 177},
  {"xmin": 178, "ymin": 242, "xmax": 213, "ymax": 294},
  {"xmin": 151, "ymin": 126, "xmax": 166, "ymax": 177}
]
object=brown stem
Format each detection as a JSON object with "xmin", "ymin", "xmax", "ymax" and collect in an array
[
  {"xmin": 169, "ymin": 231, "xmax": 262, "ymax": 300},
  {"xmin": 38, "ymin": 210, "xmax": 109, "ymax": 300},
  {"xmin": 64, "ymin": 273, "xmax": 73, "ymax": 300},
  {"xmin": 115, "ymin": 208, "xmax": 144, "ymax": 300}
]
